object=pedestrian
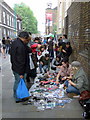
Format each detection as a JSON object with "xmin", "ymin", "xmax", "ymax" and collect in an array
[
  {"xmin": 48, "ymin": 36, "xmax": 54, "ymax": 62},
  {"xmin": 1, "ymin": 37, "xmax": 6, "ymax": 58},
  {"xmin": 62, "ymin": 34, "xmax": 70, "ymax": 49},
  {"xmin": 57, "ymin": 37, "xmax": 63, "ymax": 57},
  {"xmin": 10, "ymin": 31, "xmax": 32, "ymax": 103},
  {"xmin": 5, "ymin": 36, "xmax": 10, "ymax": 54}
]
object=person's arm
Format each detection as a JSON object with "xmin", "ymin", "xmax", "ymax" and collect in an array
[
  {"xmin": 51, "ymin": 59, "xmax": 56, "ymax": 68},
  {"xmin": 56, "ymin": 68, "xmax": 62, "ymax": 83},
  {"xmin": 68, "ymin": 76, "xmax": 84, "ymax": 89},
  {"xmin": 68, "ymin": 80, "xmax": 76, "ymax": 87},
  {"xmin": 26, "ymin": 46, "xmax": 32, "ymax": 53}
]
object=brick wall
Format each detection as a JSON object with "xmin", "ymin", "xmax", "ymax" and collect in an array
[{"xmin": 67, "ymin": 2, "xmax": 90, "ymax": 89}]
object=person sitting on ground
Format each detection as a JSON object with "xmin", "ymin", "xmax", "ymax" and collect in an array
[
  {"xmin": 56, "ymin": 57, "xmax": 71, "ymax": 84},
  {"xmin": 51, "ymin": 55, "xmax": 62, "ymax": 72},
  {"xmin": 39, "ymin": 54, "xmax": 50, "ymax": 73},
  {"xmin": 64, "ymin": 61, "xmax": 89, "ymax": 97},
  {"xmin": 37, "ymin": 45, "xmax": 45, "ymax": 61}
]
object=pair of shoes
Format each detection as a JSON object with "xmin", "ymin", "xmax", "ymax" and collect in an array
[
  {"xmin": 73, "ymin": 95, "xmax": 80, "ymax": 99},
  {"xmin": 15, "ymin": 100, "xmax": 24, "ymax": 103},
  {"xmin": 67, "ymin": 93, "xmax": 78, "ymax": 98},
  {"xmin": 15, "ymin": 97, "xmax": 30, "ymax": 103}
]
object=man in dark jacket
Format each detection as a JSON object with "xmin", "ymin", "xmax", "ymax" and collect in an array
[
  {"xmin": 62, "ymin": 42, "xmax": 72, "ymax": 58},
  {"xmin": 10, "ymin": 31, "xmax": 32, "ymax": 103}
]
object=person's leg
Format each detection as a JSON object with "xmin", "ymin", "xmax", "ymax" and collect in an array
[
  {"xmin": 43, "ymin": 65, "xmax": 48, "ymax": 73},
  {"xmin": 39, "ymin": 63, "xmax": 43, "ymax": 73},
  {"xmin": 66, "ymin": 85, "xmax": 80, "ymax": 95},
  {"xmin": 51, "ymin": 50, "xmax": 54, "ymax": 58}
]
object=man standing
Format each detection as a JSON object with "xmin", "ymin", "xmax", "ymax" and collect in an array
[{"xmin": 10, "ymin": 31, "xmax": 32, "ymax": 103}]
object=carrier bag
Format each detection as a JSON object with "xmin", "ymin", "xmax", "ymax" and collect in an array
[{"xmin": 16, "ymin": 78, "xmax": 30, "ymax": 99}]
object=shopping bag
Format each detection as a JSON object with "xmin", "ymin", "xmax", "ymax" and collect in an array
[
  {"xmin": 16, "ymin": 78, "xmax": 30, "ymax": 99},
  {"xmin": 29, "ymin": 53, "xmax": 35, "ymax": 70}
]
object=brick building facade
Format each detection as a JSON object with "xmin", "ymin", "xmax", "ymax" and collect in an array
[{"xmin": 66, "ymin": 2, "xmax": 90, "ymax": 88}]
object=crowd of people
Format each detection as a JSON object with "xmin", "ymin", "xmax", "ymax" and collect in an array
[
  {"xmin": 1, "ymin": 36, "xmax": 13, "ymax": 58},
  {"xmin": 1, "ymin": 31, "xmax": 89, "ymax": 103}
]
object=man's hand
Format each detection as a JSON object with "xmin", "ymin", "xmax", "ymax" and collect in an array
[
  {"xmin": 40, "ymin": 61, "xmax": 43, "ymax": 65},
  {"xmin": 57, "ymin": 66, "xmax": 61, "ymax": 68},
  {"xmin": 62, "ymin": 76, "xmax": 67, "ymax": 80},
  {"xmin": 20, "ymin": 75, "xmax": 24, "ymax": 79},
  {"xmin": 62, "ymin": 49, "xmax": 66, "ymax": 53}
]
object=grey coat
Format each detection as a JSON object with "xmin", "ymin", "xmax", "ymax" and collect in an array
[{"xmin": 72, "ymin": 67, "xmax": 89, "ymax": 93}]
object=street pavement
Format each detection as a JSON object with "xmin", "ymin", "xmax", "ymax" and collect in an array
[{"xmin": 2, "ymin": 54, "xmax": 84, "ymax": 118}]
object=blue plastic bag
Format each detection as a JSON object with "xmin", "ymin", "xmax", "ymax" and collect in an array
[{"xmin": 16, "ymin": 78, "xmax": 30, "ymax": 99}]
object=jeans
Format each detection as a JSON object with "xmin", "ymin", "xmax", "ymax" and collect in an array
[
  {"xmin": 13, "ymin": 71, "xmax": 26, "ymax": 101},
  {"xmin": 39, "ymin": 64, "xmax": 48, "ymax": 73},
  {"xmin": 64, "ymin": 80, "xmax": 80, "ymax": 95}
]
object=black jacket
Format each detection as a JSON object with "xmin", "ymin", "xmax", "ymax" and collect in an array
[
  {"xmin": 62, "ymin": 46, "xmax": 72, "ymax": 57},
  {"xmin": 10, "ymin": 38, "xmax": 32, "ymax": 75}
]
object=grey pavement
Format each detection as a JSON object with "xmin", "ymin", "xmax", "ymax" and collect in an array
[{"xmin": 2, "ymin": 54, "xmax": 84, "ymax": 118}]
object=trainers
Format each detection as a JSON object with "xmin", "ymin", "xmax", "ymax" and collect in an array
[
  {"xmin": 67, "ymin": 93, "xmax": 78, "ymax": 98},
  {"xmin": 73, "ymin": 95, "xmax": 80, "ymax": 99}
]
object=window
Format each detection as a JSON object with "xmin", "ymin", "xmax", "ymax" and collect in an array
[
  {"xmin": 12, "ymin": 17, "xmax": 14, "ymax": 27},
  {"xmin": 7, "ymin": 14, "xmax": 9, "ymax": 26},
  {"xmin": 10, "ymin": 16, "xmax": 12, "ymax": 26},
  {"xmin": 3, "ymin": 12, "xmax": 6, "ymax": 24}
]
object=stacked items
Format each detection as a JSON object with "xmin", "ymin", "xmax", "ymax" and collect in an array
[{"xmin": 27, "ymin": 72, "xmax": 72, "ymax": 111}]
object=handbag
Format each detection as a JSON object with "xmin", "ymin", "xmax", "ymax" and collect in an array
[
  {"xmin": 16, "ymin": 78, "xmax": 30, "ymax": 99},
  {"xmin": 79, "ymin": 90, "xmax": 90, "ymax": 101},
  {"xmin": 29, "ymin": 53, "xmax": 35, "ymax": 70}
]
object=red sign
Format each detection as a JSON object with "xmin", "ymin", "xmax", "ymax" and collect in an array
[{"xmin": 46, "ymin": 13, "xmax": 52, "ymax": 21}]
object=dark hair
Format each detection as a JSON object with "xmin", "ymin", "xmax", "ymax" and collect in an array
[
  {"xmin": 18, "ymin": 31, "xmax": 29, "ymax": 39},
  {"xmin": 3, "ymin": 37, "xmax": 5, "ymax": 40},
  {"xmin": 7, "ymin": 36, "xmax": 10, "ymax": 39},
  {"xmin": 28, "ymin": 32, "xmax": 32, "ymax": 35},
  {"xmin": 62, "ymin": 57, "xmax": 69, "ymax": 68},
  {"xmin": 56, "ymin": 55, "xmax": 61, "ymax": 60},
  {"xmin": 66, "ymin": 42, "xmax": 70, "ymax": 45},
  {"xmin": 63, "ymin": 34, "xmax": 67, "ymax": 39},
  {"xmin": 44, "ymin": 45, "xmax": 47, "ymax": 50},
  {"xmin": 40, "ymin": 45, "xmax": 45, "ymax": 51},
  {"xmin": 62, "ymin": 57, "xmax": 69, "ymax": 63},
  {"xmin": 45, "ymin": 54, "xmax": 49, "ymax": 58},
  {"xmin": 34, "ymin": 37, "xmax": 40, "ymax": 41}
]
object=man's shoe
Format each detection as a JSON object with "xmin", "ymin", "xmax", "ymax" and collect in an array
[{"xmin": 15, "ymin": 100, "xmax": 23, "ymax": 103}]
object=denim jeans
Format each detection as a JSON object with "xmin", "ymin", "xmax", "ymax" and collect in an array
[
  {"xmin": 39, "ymin": 64, "xmax": 48, "ymax": 73},
  {"xmin": 13, "ymin": 71, "xmax": 26, "ymax": 101},
  {"xmin": 64, "ymin": 80, "xmax": 80, "ymax": 95}
]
